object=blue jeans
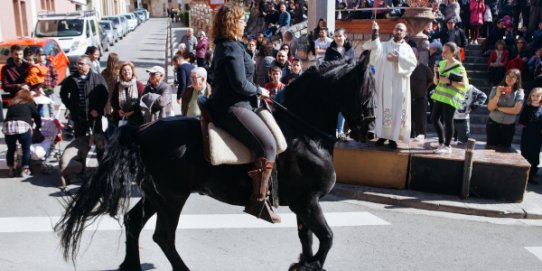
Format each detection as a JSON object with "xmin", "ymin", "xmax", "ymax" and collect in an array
[
  {"xmin": 5, "ymin": 130, "xmax": 32, "ymax": 168},
  {"xmin": 336, "ymin": 113, "xmax": 345, "ymax": 134}
]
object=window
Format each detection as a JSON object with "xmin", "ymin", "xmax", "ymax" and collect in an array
[{"xmin": 90, "ymin": 20, "xmax": 96, "ymax": 37}]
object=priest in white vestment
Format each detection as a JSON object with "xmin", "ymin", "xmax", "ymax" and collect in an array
[{"xmin": 362, "ymin": 22, "xmax": 417, "ymax": 148}]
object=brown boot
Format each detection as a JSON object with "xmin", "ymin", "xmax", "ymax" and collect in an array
[{"xmin": 244, "ymin": 158, "xmax": 281, "ymax": 223}]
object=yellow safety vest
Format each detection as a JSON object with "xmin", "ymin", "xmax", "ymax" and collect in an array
[{"xmin": 431, "ymin": 60, "xmax": 469, "ymax": 109}]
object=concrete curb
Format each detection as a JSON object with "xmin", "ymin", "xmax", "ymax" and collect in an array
[{"xmin": 332, "ymin": 183, "xmax": 542, "ymax": 219}]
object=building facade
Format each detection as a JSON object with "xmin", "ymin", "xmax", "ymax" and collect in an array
[
  {"xmin": 0, "ymin": 0, "xmax": 80, "ymax": 41},
  {"xmin": 0, "ymin": 0, "xmax": 133, "ymax": 41}
]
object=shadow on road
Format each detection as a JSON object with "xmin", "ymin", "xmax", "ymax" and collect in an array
[{"xmin": 101, "ymin": 262, "xmax": 156, "ymax": 271}]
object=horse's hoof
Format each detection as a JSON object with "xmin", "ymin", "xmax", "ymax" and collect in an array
[{"xmin": 288, "ymin": 262, "xmax": 301, "ymax": 271}]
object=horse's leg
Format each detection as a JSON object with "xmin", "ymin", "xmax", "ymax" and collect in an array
[
  {"xmin": 152, "ymin": 193, "xmax": 190, "ymax": 271},
  {"xmin": 296, "ymin": 216, "xmax": 314, "ymax": 261},
  {"xmin": 290, "ymin": 197, "xmax": 333, "ymax": 271},
  {"xmin": 119, "ymin": 198, "xmax": 156, "ymax": 271}
]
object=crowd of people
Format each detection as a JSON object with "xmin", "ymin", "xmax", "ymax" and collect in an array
[
  {"xmin": 331, "ymin": 0, "xmax": 542, "ymax": 184},
  {"xmin": 0, "ymin": 42, "xmax": 178, "ymax": 178},
  {"xmin": 2, "ymin": 0, "xmax": 541, "ymax": 187}
]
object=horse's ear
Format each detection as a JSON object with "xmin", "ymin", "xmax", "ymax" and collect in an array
[{"xmin": 358, "ymin": 50, "xmax": 371, "ymax": 68}]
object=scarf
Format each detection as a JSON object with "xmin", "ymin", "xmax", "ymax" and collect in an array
[{"xmin": 118, "ymin": 78, "xmax": 139, "ymax": 110}]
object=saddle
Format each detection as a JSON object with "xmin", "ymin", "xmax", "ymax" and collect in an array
[{"xmin": 197, "ymin": 98, "xmax": 287, "ymax": 166}]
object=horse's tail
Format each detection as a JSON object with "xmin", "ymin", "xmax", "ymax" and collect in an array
[{"xmin": 55, "ymin": 125, "xmax": 144, "ymax": 262}]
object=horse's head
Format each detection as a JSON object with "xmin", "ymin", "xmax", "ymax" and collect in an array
[{"xmin": 336, "ymin": 50, "xmax": 375, "ymax": 142}]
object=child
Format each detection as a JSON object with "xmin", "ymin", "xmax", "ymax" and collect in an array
[
  {"xmin": 528, "ymin": 48, "xmax": 542, "ymax": 77},
  {"xmin": 519, "ymin": 88, "xmax": 542, "ymax": 185},
  {"xmin": 453, "ymin": 84, "xmax": 487, "ymax": 144},
  {"xmin": 25, "ymin": 52, "xmax": 48, "ymax": 94},
  {"xmin": 264, "ymin": 66, "xmax": 285, "ymax": 101}
]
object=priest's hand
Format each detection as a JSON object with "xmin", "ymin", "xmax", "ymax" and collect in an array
[
  {"xmin": 387, "ymin": 52, "xmax": 398, "ymax": 62},
  {"xmin": 372, "ymin": 21, "xmax": 379, "ymax": 30}
]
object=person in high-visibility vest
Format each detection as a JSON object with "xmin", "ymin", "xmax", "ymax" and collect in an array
[{"xmin": 431, "ymin": 42, "xmax": 469, "ymax": 154}]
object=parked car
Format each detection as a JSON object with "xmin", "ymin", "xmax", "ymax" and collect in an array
[
  {"xmin": 98, "ymin": 26, "xmax": 109, "ymax": 52},
  {"xmin": 122, "ymin": 13, "xmax": 138, "ymax": 31},
  {"xmin": 133, "ymin": 10, "xmax": 146, "ymax": 22},
  {"xmin": 135, "ymin": 8, "xmax": 150, "ymax": 20},
  {"xmin": 33, "ymin": 10, "xmax": 102, "ymax": 68},
  {"xmin": 119, "ymin": 15, "xmax": 130, "ymax": 36},
  {"xmin": 99, "ymin": 20, "xmax": 117, "ymax": 45},
  {"xmin": 132, "ymin": 12, "xmax": 143, "ymax": 25},
  {"xmin": 102, "ymin": 15, "xmax": 126, "ymax": 39},
  {"xmin": 0, "ymin": 38, "xmax": 70, "ymax": 102}
]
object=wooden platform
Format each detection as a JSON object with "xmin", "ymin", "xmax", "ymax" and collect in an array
[
  {"xmin": 333, "ymin": 139, "xmax": 530, "ymax": 202},
  {"xmin": 334, "ymin": 141, "xmax": 409, "ymax": 189}
]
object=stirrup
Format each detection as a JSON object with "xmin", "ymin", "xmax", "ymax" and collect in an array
[{"xmin": 244, "ymin": 198, "xmax": 281, "ymax": 224}]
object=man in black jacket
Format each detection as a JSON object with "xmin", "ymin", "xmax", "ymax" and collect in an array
[
  {"xmin": 433, "ymin": 17, "xmax": 467, "ymax": 49},
  {"xmin": 60, "ymin": 55, "xmax": 108, "ymax": 137}
]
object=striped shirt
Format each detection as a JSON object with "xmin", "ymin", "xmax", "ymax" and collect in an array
[
  {"xmin": 2, "ymin": 120, "xmax": 32, "ymax": 135},
  {"xmin": 77, "ymin": 75, "xmax": 87, "ymax": 115}
]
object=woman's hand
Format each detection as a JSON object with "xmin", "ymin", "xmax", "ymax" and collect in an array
[
  {"xmin": 495, "ymin": 86, "xmax": 503, "ymax": 97},
  {"xmin": 259, "ymin": 87, "xmax": 270, "ymax": 98},
  {"xmin": 439, "ymin": 77, "xmax": 450, "ymax": 85}
]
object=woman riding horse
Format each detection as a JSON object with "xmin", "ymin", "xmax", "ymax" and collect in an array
[
  {"xmin": 208, "ymin": 4, "xmax": 280, "ymax": 223},
  {"xmin": 55, "ymin": 11, "xmax": 375, "ymax": 270}
]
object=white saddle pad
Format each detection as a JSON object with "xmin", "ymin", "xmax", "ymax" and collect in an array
[{"xmin": 208, "ymin": 109, "xmax": 287, "ymax": 166}]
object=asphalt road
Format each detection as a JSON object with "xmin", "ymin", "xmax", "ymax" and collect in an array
[{"xmin": 0, "ymin": 18, "xmax": 541, "ymax": 271}]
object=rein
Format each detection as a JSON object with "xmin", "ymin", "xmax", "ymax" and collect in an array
[{"xmin": 266, "ymin": 97, "xmax": 336, "ymax": 142}]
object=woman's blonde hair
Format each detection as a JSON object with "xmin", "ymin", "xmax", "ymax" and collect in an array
[
  {"xmin": 118, "ymin": 61, "xmax": 137, "ymax": 81},
  {"xmin": 9, "ymin": 89, "xmax": 34, "ymax": 106},
  {"xmin": 211, "ymin": 4, "xmax": 244, "ymax": 41},
  {"xmin": 528, "ymin": 88, "xmax": 542, "ymax": 105}
]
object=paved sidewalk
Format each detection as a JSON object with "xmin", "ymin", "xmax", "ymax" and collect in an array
[{"xmin": 332, "ymin": 182, "xmax": 542, "ymax": 219}]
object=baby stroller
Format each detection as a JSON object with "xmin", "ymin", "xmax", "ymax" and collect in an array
[{"xmin": 27, "ymin": 117, "xmax": 64, "ymax": 174}]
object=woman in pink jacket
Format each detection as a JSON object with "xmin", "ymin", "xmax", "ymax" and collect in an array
[
  {"xmin": 469, "ymin": 0, "xmax": 485, "ymax": 45},
  {"xmin": 195, "ymin": 31, "xmax": 209, "ymax": 68}
]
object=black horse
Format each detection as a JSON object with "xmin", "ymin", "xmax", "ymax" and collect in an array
[{"xmin": 55, "ymin": 51, "xmax": 375, "ymax": 271}]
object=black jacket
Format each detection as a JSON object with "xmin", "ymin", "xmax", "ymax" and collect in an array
[
  {"xmin": 60, "ymin": 71, "xmax": 108, "ymax": 121},
  {"xmin": 1, "ymin": 58, "xmax": 30, "ymax": 97},
  {"xmin": 324, "ymin": 41, "xmax": 357, "ymax": 64},
  {"xmin": 208, "ymin": 38, "xmax": 260, "ymax": 113},
  {"xmin": 435, "ymin": 27, "xmax": 467, "ymax": 48},
  {"xmin": 5, "ymin": 103, "xmax": 41, "ymax": 129},
  {"xmin": 177, "ymin": 62, "xmax": 195, "ymax": 97}
]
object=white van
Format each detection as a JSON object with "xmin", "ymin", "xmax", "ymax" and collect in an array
[{"xmin": 33, "ymin": 10, "xmax": 102, "ymax": 63}]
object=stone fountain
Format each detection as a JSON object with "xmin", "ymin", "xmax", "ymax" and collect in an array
[{"xmin": 401, "ymin": 4, "xmax": 435, "ymax": 65}]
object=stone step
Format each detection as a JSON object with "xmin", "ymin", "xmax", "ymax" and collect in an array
[
  {"xmin": 463, "ymin": 56, "xmax": 488, "ymax": 64},
  {"xmin": 464, "ymin": 49, "xmax": 483, "ymax": 58},
  {"xmin": 469, "ymin": 78, "xmax": 492, "ymax": 89},
  {"xmin": 466, "ymin": 69, "xmax": 489, "ymax": 78},
  {"xmin": 466, "ymin": 43, "xmax": 482, "ymax": 51},
  {"xmin": 464, "ymin": 62, "xmax": 487, "ymax": 70}
]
